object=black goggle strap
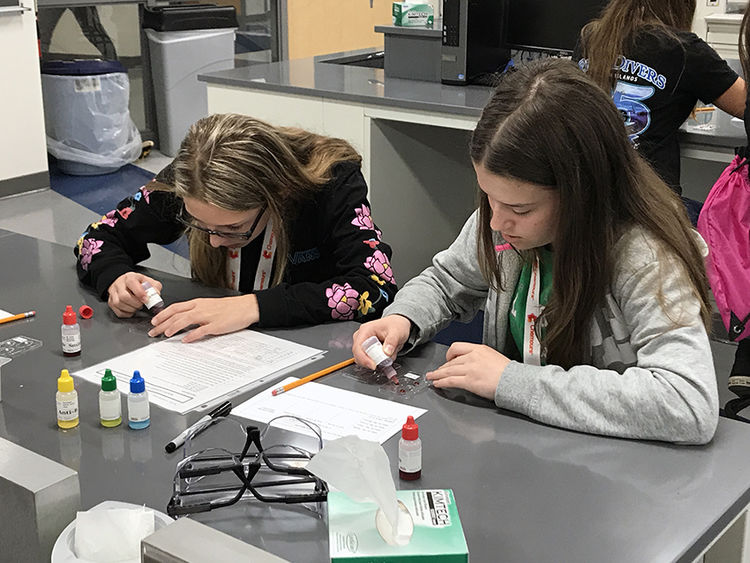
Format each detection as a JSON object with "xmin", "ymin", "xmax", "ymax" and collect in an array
[{"xmin": 722, "ymin": 398, "xmax": 750, "ymax": 423}]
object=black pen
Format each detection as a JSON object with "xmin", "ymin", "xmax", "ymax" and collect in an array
[{"xmin": 165, "ymin": 401, "xmax": 233, "ymax": 453}]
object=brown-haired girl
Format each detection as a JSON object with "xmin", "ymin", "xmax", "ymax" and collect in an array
[
  {"xmin": 576, "ymin": 0, "xmax": 745, "ymax": 195},
  {"xmin": 75, "ymin": 113, "xmax": 397, "ymax": 341},
  {"xmin": 353, "ymin": 59, "xmax": 718, "ymax": 444}
]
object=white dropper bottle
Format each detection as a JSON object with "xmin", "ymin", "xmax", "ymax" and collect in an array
[{"xmin": 362, "ymin": 336, "xmax": 397, "ymax": 380}]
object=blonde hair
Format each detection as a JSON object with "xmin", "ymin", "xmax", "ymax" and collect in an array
[{"xmin": 169, "ymin": 113, "xmax": 361, "ymax": 288}]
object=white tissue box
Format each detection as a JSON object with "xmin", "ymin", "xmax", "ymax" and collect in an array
[
  {"xmin": 328, "ymin": 489, "xmax": 468, "ymax": 562},
  {"xmin": 392, "ymin": 2, "xmax": 434, "ymax": 27}
]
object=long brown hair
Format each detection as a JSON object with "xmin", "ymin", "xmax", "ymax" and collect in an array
[
  {"xmin": 169, "ymin": 113, "xmax": 361, "ymax": 288},
  {"xmin": 580, "ymin": 0, "xmax": 696, "ymax": 91},
  {"xmin": 741, "ymin": 8, "xmax": 750, "ymax": 88},
  {"xmin": 470, "ymin": 59, "xmax": 711, "ymax": 369}
]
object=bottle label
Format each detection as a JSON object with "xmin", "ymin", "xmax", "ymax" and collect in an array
[
  {"xmin": 100, "ymin": 397, "xmax": 121, "ymax": 421},
  {"xmin": 61, "ymin": 330, "xmax": 81, "ymax": 353},
  {"xmin": 128, "ymin": 398, "xmax": 150, "ymax": 422},
  {"xmin": 144, "ymin": 287, "xmax": 163, "ymax": 310},
  {"xmin": 57, "ymin": 399, "xmax": 79, "ymax": 421},
  {"xmin": 399, "ymin": 445, "xmax": 422, "ymax": 473},
  {"xmin": 364, "ymin": 342, "xmax": 389, "ymax": 365}
]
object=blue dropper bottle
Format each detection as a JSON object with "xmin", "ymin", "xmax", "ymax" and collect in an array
[{"xmin": 127, "ymin": 370, "xmax": 150, "ymax": 429}]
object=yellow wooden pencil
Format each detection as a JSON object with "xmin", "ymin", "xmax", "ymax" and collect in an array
[
  {"xmin": 271, "ymin": 357, "xmax": 355, "ymax": 396},
  {"xmin": 0, "ymin": 311, "xmax": 35, "ymax": 325}
]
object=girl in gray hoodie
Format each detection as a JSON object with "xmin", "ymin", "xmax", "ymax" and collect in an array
[{"xmin": 353, "ymin": 58, "xmax": 718, "ymax": 444}]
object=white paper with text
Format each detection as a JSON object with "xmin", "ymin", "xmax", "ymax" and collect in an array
[
  {"xmin": 74, "ymin": 332, "xmax": 322, "ymax": 414},
  {"xmin": 233, "ymin": 376, "xmax": 426, "ymax": 443}
]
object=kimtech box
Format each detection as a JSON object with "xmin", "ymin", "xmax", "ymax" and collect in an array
[
  {"xmin": 328, "ymin": 489, "xmax": 468, "ymax": 562},
  {"xmin": 392, "ymin": 2, "xmax": 434, "ymax": 28}
]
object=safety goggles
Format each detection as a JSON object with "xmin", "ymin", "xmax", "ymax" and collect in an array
[
  {"xmin": 176, "ymin": 204, "xmax": 267, "ymax": 240},
  {"xmin": 167, "ymin": 416, "xmax": 328, "ymax": 517}
]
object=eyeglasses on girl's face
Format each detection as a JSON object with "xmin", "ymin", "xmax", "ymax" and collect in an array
[{"xmin": 177, "ymin": 204, "xmax": 268, "ymax": 240}]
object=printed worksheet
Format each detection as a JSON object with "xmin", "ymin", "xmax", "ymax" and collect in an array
[
  {"xmin": 74, "ymin": 332, "xmax": 322, "ymax": 414},
  {"xmin": 233, "ymin": 376, "xmax": 427, "ymax": 443}
]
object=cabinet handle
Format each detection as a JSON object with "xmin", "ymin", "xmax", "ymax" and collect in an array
[{"xmin": 0, "ymin": 5, "xmax": 30, "ymax": 15}]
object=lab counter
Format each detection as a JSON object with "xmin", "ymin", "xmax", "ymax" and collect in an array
[
  {"xmin": 199, "ymin": 50, "xmax": 745, "ymax": 147},
  {"xmin": 201, "ymin": 49, "xmax": 493, "ymax": 118}
]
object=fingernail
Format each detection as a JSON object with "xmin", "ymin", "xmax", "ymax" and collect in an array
[{"xmin": 383, "ymin": 345, "xmax": 393, "ymax": 356}]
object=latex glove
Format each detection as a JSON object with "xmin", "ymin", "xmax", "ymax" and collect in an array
[
  {"xmin": 352, "ymin": 314, "xmax": 411, "ymax": 370},
  {"xmin": 426, "ymin": 342, "xmax": 511, "ymax": 399},
  {"xmin": 108, "ymin": 272, "xmax": 162, "ymax": 318},
  {"xmin": 148, "ymin": 294, "xmax": 259, "ymax": 343}
]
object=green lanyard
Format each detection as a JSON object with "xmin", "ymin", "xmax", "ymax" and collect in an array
[{"xmin": 509, "ymin": 248, "xmax": 554, "ymax": 364}]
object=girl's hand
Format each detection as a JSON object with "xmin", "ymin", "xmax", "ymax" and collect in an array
[
  {"xmin": 107, "ymin": 272, "xmax": 162, "ymax": 318},
  {"xmin": 352, "ymin": 314, "xmax": 412, "ymax": 370},
  {"xmin": 148, "ymin": 294, "xmax": 260, "ymax": 343},
  {"xmin": 426, "ymin": 342, "xmax": 511, "ymax": 400}
]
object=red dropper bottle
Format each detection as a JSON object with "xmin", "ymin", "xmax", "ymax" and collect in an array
[
  {"xmin": 399, "ymin": 415, "xmax": 422, "ymax": 480},
  {"xmin": 61, "ymin": 305, "xmax": 81, "ymax": 357}
]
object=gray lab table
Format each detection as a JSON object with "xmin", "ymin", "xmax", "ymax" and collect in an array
[{"xmin": 3, "ymin": 231, "xmax": 750, "ymax": 562}]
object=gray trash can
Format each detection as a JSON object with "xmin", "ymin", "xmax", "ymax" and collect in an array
[
  {"xmin": 41, "ymin": 60, "xmax": 142, "ymax": 175},
  {"xmin": 143, "ymin": 5, "xmax": 237, "ymax": 157}
]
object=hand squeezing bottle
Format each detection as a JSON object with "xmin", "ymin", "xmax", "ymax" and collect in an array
[{"xmin": 362, "ymin": 336, "xmax": 397, "ymax": 380}]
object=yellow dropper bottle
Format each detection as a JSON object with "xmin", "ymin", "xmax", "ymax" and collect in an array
[{"xmin": 56, "ymin": 369, "xmax": 79, "ymax": 429}]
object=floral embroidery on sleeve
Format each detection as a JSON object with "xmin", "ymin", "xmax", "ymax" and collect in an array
[
  {"xmin": 351, "ymin": 205, "xmax": 382, "ymax": 240},
  {"xmin": 79, "ymin": 239, "xmax": 104, "ymax": 271},
  {"xmin": 358, "ymin": 291, "xmax": 374, "ymax": 315},
  {"xmin": 325, "ymin": 279, "xmax": 390, "ymax": 320},
  {"xmin": 364, "ymin": 250, "xmax": 395, "ymax": 284},
  {"xmin": 134, "ymin": 186, "xmax": 152, "ymax": 204},
  {"xmin": 115, "ymin": 185, "xmax": 151, "ymax": 221},
  {"xmin": 326, "ymin": 282, "xmax": 360, "ymax": 320},
  {"xmin": 76, "ymin": 231, "xmax": 89, "ymax": 252},
  {"xmin": 322, "ymin": 203, "xmax": 395, "ymax": 321},
  {"xmin": 101, "ymin": 209, "xmax": 118, "ymax": 227},
  {"xmin": 369, "ymin": 275, "xmax": 390, "ymax": 302}
]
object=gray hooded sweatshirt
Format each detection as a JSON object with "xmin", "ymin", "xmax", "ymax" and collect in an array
[{"xmin": 383, "ymin": 211, "xmax": 718, "ymax": 444}]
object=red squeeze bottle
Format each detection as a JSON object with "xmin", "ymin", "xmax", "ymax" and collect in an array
[
  {"xmin": 61, "ymin": 305, "xmax": 81, "ymax": 357},
  {"xmin": 398, "ymin": 415, "xmax": 422, "ymax": 480}
]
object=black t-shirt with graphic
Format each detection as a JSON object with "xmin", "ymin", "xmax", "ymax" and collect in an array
[{"xmin": 575, "ymin": 29, "xmax": 738, "ymax": 193}]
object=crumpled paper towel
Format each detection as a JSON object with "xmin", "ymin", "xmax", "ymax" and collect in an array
[
  {"xmin": 74, "ymin": 507, "xmax": 154, "ymax": 562},
  {"xmin": 306, "ymin": 435, "xmax": 413, "ymax": 546}
]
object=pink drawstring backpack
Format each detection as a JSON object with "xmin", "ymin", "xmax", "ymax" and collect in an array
[{"xmin": 697, "ymin": 155, "xmax": 750, "ymax": 342}]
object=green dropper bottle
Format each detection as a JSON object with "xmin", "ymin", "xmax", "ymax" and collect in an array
[{"xmin": 99, "ymin": 369, "xmax": 122, "ymax": 427}]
